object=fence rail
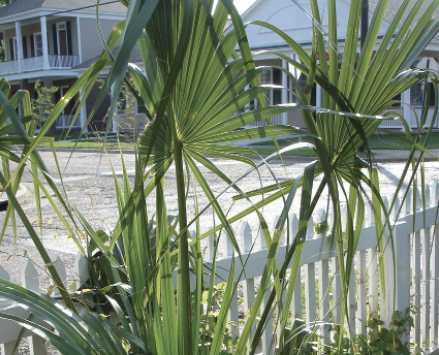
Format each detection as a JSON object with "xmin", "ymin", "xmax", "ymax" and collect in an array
[{"xmin": 1, "ymin": 183, "xmax": 439, "ymax": 354}]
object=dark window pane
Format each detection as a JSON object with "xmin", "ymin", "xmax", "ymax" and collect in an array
[
  {"xmin": 273, "ymin": 89, "xmax": 281, "ymax": 105},
  {"xmin": 411, "ymin": 83, "xmax": 423, "ymax": 106},
  {"xmin": 273, "ymin": 68, "xmax": 281, "ymax": 85},
  {"xmin": 391, "ymin": 93, "xmax": 401, "ymax": 107}
]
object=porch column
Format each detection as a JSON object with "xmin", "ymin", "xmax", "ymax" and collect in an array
[
  {"xmin": 18, "ymin": 79, "xmax": 28, "ymax": 117},
  {"xmin": 76, "ymin": 17, "xmax": 83, "ymax": 63},
  {"xmin": 79, "ymin": 87, "xmax": 88, "ymax": 133},
  {"xmin": 40, "ymin": 16, "xmax": 50, "ymax": 70},
  {"xmin": 244, "ymin": 84, "xmax": 250, "ymax": 112},
  {"xmin": 14, "ymin": 22, "xmax": 23, "ymax": 73},
  {"xmin": 316, "ymin": 84, "xmax": 322, "ymax": 108},
  {"xmin": 110, "ymin": 85, "xmax": 119, "ymax": 133},
  {"xmin": 282, "ymin": 59, "xmax": 288, "ymax": 124},
  {"xmin": 402, "ymin": 88, "xmax": 411, "ymax": 132}
]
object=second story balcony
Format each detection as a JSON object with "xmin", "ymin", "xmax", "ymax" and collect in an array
[
  {"xmin": 0, "ymin": 55, "xmax": 79, "ymax": 76},
  {"xmin": 0, "ymin": 15, "xmax": 83, "ymax": 77}
]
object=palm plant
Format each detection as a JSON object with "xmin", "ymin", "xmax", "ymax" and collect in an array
[
  {"xmin": 1, "ymin": 0, "xmax": 439, "ymax": 354},
  {"xmin": 230, "ymin": 0, "xmax": 439, "ymax": 352}
]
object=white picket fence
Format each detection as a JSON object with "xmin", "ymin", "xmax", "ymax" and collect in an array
[
  {"xmin": 198, "ymin": 182, "xmax": 439, "ymax": 354},
  {"xmin": 1, "ymin": 182, "xmax": 439, "ymax": 354},
  {"xmin": 0, "ymin": 254, "xmax": 87, "ymax": 355}
]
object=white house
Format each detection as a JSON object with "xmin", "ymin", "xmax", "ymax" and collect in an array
[{"xmin": 235, "ymin": 0, "xmax": 439, "ymax": 130}]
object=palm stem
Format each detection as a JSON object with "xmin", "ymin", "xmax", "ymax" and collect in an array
[{"xmin": 173, "ymin": 122, "xmax": 192, "ymax": 355}]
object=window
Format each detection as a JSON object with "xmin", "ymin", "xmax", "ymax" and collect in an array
[
  {"xmin": 411, "ymin": 83, "xmax": 437, "ymax": 107},
  {"xmin": 33, "ymin": 33, "xmax": 43, "ymax": 57},
  {"xmin": 56, "ymin": 22, "xmax": 68, "ymax": 56},
  {"xmin": 136, "ymin": 99, "xmax": 145, "ymax": 115},
  {"xmin": 249, "ymin": 68, "xmax": 284, "ymax": 109},
  {"xmin": 391, "ymin": 93, "xmax": 401, "ymax": 107}
]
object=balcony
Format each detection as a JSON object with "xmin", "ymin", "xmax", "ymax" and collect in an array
[{"xmin": 0, "ymin": 55, "xmax": 79, "ymax": 76}]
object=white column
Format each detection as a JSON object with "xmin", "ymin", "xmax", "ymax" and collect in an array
[
  {"xmin": 244, "ymin": 84, "xmax": 250, "ymax": 112},
  {"xmin": 79, "ymin": 87, "xmax": 88, "ymax": 133},
  {"xmin": 40, "ymin": 16, "xmax": 50, "ymax": 70},
  {"xmin": 316, "ymin": 84, "xmax": 322, "ymax": 111},
  {"xmin": 15, "ymin": 22, "xmax": 23, "ymax": 73},
  {"xmin": 76, "ymin": 17, "xmax": 83, "ymax": 63},
  {"xmin": 402, "ymin": 88, "xmax": 411, "ymax": 132},
  {"xmin": 110, "ymin": 85, "xmax": 119, "ymax": 133},
  {"xmin": 282, "ymin": 59, "xmax": 288, "ymax": 124}
]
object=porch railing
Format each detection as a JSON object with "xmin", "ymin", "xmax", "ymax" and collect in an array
[
  {"xmin": 49, "ymin": 55, "xmax": 79, "ymax": 69},
  {"xmin": 0, "ymin": 55, "xmax": 79, "ymax": 75}
]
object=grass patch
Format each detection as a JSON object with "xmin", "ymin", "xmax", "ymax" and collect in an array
[
  {"xmin": 249, "ymin": 132, "xmax": 439, "ymax": 152},
  {"xmin": 36, "ymin": 133, "xmax": 139, "ymax": 151}
]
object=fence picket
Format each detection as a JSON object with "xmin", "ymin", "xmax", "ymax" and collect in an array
[
  {"xmin": 261, "ymin": 288, "xmax": 274, "ymax": 355},
  {"xmin": 413, "ymin": 230, "xmax": 421, "ymax": 350},
  {"xmin": 74, "ymin": 253, "xmax": 88, "ymax": 288},
  {"xmin": 257, "ymin": 222, "xmax": 266, "ymax": 250},
  {"xmin": 331, "ymin": 257, "xmax": 342, "ymax": 328},
  {"xmin": 391, "ymin": 195, "xmax": 401, "ymax": 222},
  {"xmin": 348, "ymin": 263, "xmax": 356, "ymax": 338},
  {"xmin": 22, "ymin": 259, "xmax": 39, "ymax": 293},
  {"xmin": 242, "ymin": 224, "xmax": 256, "ymax": 347},
  {"xmin": 0, "ymin": 341, "xmax": 15, "ymax": 355},
  {"xmin": 49, "ymin": 255, "xmax": 66, "ymax": 298},
  {"xmin": 0, "ymin": 264, "xmax": 9, "ymax": 282},
  {"xmin": 357, "ymin": 250, "xmax": 367, "ymax": 336},
  {"xmin": 431, "ymin": 182, "xmax": 439, "ymax": 346},
  {"xmin": 318, "ymin": 258, "xmax": 330, "ymax": 345},
  {"xmin": 291, "ymin": 270, "xmax": 302, "ymax": 319},
  {"xmin": 368, "ymin": 249, "xmax": 378, "ymax": 318},
  {"xmin": 422, "ymin": 226, "xmax": 431, "ymax": 348},
  {"xmin": 205, "ymin": 228, "xmax": 215, "ymax": 261},
  {"xmin": 305, "ymin": 261, "xmax": 316, "ymax": 331}
]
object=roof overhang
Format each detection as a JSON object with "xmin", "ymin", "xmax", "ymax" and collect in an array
[{"xmin": 0, "ymin": 7, "xmax": 125, "ymax": 28}]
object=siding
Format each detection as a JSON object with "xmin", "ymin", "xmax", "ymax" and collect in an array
[{"xmin": 80, "ymin": 18, "xmax": 119, "ymax": 62}]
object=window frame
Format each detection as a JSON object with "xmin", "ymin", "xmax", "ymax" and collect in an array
[
  {"xmin": 56, "ymin": 22, "xmax": 67, "ymax": 56},
  {"xmin": 33, "ymin": 32, "xmax": 43, "ymax": 57}
]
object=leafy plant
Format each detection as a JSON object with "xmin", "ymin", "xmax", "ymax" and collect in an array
[
  {"xmin": 328, "ymin": 309, "xmax": 416, "ymax": 355},
  {"xmin": 31, "ymin": 81, "xmax": 59, "ymax": 128},
  {"xmin": 0, "ymin": 0, "xmax": 438, "ymax": 355}
]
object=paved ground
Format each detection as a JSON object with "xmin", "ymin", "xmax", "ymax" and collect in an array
[{"xmin": 1, "ymin": 149, "xmax": 439, "ymax": 353}]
